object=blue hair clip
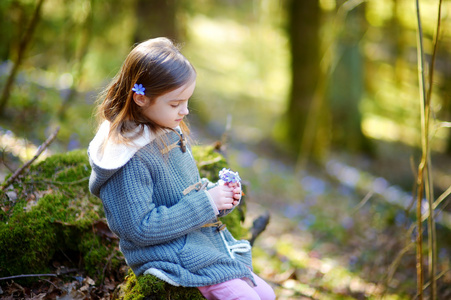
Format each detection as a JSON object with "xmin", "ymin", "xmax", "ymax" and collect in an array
[{"xmin": 132, "ymin": 83, "xmax": 145, "ymax": 95}]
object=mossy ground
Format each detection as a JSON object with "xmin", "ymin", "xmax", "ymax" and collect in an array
[
  {"xmin": 0, "ymin": 145, "xmax": 250, "ymax": 299},
  {"xmin": 114, "ymin": 270, "xmax": 205, "ymax": 300},
  {"xmin": 192, "ymin": 144, "xmax": 248, "ymax": 239},
  {"xmin": 0, "ymin": 149, "xmax": 122, "ymax": 284}
]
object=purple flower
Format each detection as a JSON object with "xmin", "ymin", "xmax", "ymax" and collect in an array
[
  {"xmin": 132, "ymin": 83, "xmax": 145, "ymax": 95},
  {"xmin": 219, "ymin": 168, "xmax": 241, "ymax": 183}
]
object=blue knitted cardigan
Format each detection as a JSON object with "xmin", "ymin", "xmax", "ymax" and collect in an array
[{"xmin": 88, "ymin": 121, "xmax": 253, "ymax": 287}]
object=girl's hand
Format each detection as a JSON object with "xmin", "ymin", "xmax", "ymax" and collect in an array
[
  {"xmin": 207, "ymin": 185, "xmax": 236, "ymax": 210},
  {"xmin": 226, "ymin": 182, "xmax": 242, "ymax": 206}
]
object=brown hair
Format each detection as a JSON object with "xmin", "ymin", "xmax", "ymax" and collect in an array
[{"xmin": 95, "ymin": 37, "xmax": 196, "ymax": 144}]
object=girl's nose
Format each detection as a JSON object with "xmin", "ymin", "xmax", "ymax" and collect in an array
[{"xmin": 180, "ymin": 103, "xmax": 189, "ymax": 116}]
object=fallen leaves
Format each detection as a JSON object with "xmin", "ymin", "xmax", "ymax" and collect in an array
[{"xmin": 0, "ymin": 274, "xmax": 123, "ymax": 300}]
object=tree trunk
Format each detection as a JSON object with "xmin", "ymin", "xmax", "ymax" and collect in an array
[
  {"xmin": 133, "ymin": 0, "xmax": 178, "ymax": 43},
  {"xmin": 285, "ymin": 0, "xmax": 321, "ymax": 157},
  {"xmin": 327, "ymin": 1, "xmax": 371, "ymax": 153}
]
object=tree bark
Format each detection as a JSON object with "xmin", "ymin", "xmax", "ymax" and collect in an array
[
  {"xmin": 286, "ymin": 0, "xmax": 321, "ymax": 156},
  {"xmin": 133, "ymin": 0, "xmax": 178, "ymax": 43},
  {"xmin": 327, "ymin": 2, "xmax": 370, "ymax": 153}
]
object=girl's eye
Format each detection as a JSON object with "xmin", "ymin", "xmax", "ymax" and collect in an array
[{"xmin": 171, "ymin": 104, "xmax": 180, "ymax": 108}]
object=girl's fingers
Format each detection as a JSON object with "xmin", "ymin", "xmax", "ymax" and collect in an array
[
  {"xmin": 220, "ymin": 202, "xmax": 234, "ymax": 210},
  {"xmin": 224, "ymin": 191, "xmax": 234, "ymax": 198},
  {"xmin": 222, "ymin": 185, "xmax": 235, "ymax": 193}
]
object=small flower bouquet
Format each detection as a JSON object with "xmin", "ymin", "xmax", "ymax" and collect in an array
[{"xmin": 219, "ymin": 168, "xmax": 241, "ymax": 184}]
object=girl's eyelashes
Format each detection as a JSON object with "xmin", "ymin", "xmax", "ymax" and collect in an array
[{"xmin": 170, "ymin": 99, "xmax": 189, "ymax": 108}]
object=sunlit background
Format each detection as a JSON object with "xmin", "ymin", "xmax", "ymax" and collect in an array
[{"xmin": 1, "ymin": 0, "xmax": 451, "ymax": 298}]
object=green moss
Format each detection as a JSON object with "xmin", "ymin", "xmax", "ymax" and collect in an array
[
  {"xmin": 0, "ymin": 150, "xmax": 112, "ymax": 280},
  {"xmin": 117, "ymin": 271, "xmax": 205, "ymax": 300},
  {"xmin": 0, "ymin": 209, "xmax": 55, "ymax": 276},
  {"xmin": 192, "ymin": 145, "xmax": 229, "ymax": 182},
  {"xmin": 221, "ymin": 206, "xmax": 248, "ymax": 239},
  {"xmin": 193, "ymin": 144, "xmax": 248, "ymax": 239},
  {"xmin": 0, "ymin": 192, "xmax": 83, "ymax": 276},
  {"xmin": 32, "ymin": 149, "xmax": 91, "ymax": 181},
  {"xmin": 79, "ymin": 233, "xmax": 111, "ymax": 278}
]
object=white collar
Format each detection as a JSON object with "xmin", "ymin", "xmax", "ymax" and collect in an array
[{"xmin": 88, "ymin": 121, "xmax": 157, "ymax": 170}]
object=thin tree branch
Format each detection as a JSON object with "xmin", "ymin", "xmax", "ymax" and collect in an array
[
  {"xmin": 385, "ymin": 242, "xmax": 415, "ymax": 287},
  {"xmin": 0, "ymin": 274, "xmax": 57, "ymax": 281},
  {"xmin": 415, "ymin": 0, "xmax": 427, "ymax": 298},
  {"xmin": 433, "ymin": 185, "xmax": 451, "ymax": 210},
  {"xmin": 1, "ymin": 127, "xmax": 60, "ymax": 191},
  {"xmin": 424, "ymin": 1, "xmax": 442, "ymax": 298},
  {"xmin": 413, "ymin": 269, "xmax": 451, "ymax": 300},
  {"xmin": 100, "ymin": 252, "xmax": 115, "ymax": 289},
  {"xmin": 421, "ymin": 185, "xmax": 451, "ymax": 222},
  {"xmin": 426, "ymin": 0, "xmax": 442, "ymax": 105},
  {"xmin": 435, "ymin": 122, "xmax": 451, "ymax": 129},
  {"xmin": 0, "ymin": 0, "xmax": 46, "ymax": 114},
  {"xmin": 351, "ymin": 190, "xmax": 374, "ymax": 215}
]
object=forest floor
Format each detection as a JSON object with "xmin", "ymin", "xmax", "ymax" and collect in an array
[
  {"xmin": 194, "ymin": 121, "xmax": 451, "ymax": 299},
  {"xmin": 1, "ymin": 124, "xmax": 451, "ymax": 299}
]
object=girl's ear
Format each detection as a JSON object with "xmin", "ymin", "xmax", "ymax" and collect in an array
[{"xmin": 133, "ymin": 93, "xmax": 148, "ymax": 107}]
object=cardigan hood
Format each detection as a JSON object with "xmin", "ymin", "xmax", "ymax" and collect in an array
[
  {"xmin": 88, "ymin": 121, "xmax": 172, "ymax": 197},
  {"xmin": 88, "ymin": 120, "xmax": 156, "ymax": 170}
]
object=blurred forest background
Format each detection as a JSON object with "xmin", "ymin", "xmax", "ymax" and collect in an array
[{"xmin": 1, "ymin": 0, "xmax": 451, "ymax": 299}]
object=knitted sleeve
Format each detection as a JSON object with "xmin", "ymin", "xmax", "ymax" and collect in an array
[
  {"xmin": 200, "ymin": 177, "xmax": 218, "ymax": 189},
  {"xmin": 99, "ymin": 156, "xmax": 217, "ymax": 247}
]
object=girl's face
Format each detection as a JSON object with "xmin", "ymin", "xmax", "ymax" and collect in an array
[{"xmin": 136, "ymin": 80, "xmax": 196, "ymax": 129}]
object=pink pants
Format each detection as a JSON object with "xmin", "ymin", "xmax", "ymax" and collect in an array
[{"xmin": 197, "ymin": 272, "xmax": 276, "ymax": 300}]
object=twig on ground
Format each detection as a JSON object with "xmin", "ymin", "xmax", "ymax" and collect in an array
[
  {"xmin": 41, "ymin": 278, "xmax": 59, "ymax": 290},
  {"xmin": 351, "ymin": 190, "xmax": 374, "ymax": 215},
  {"xmin": 100, "ymin": 252, "xmax": 116, "ymax": 289},
  {"xmin": 1, "ymin": 126, "xmax": 60, "ymax": 191},
  {"xmin": 385, "ymin": 242, "xmax": 415, "ymax": 287},
  {"xmin": 0, "ymin": 274, "xmax": 57, "ymax": 281},
  {"xmin": 0, "ymin": 268, "xmax": 79, "ymax": 282}
]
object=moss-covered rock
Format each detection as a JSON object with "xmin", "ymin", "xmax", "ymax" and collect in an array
[
  {"xmin": 1, "ymin": 144, "xmax": 250, "ymax": 298},
  {"xmin": 0, "ymin": 149, "xmax": 121, "ymax": 282},
  {"xmin": 114, "ymin": 270, "xmax": 205, "ymax": 300}
]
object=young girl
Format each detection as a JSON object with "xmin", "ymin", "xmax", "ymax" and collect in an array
[{"xmin": 88, "ymin": 37, "xmax": 275, "ymax": 300}]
